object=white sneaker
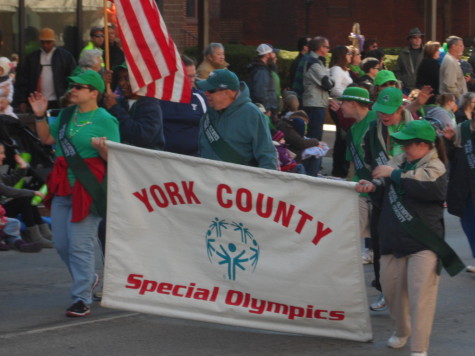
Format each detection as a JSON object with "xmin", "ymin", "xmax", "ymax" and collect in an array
[
  {"xmin": 362, "ymin": 248, "xmax": 374, "ymax": 264},
  {"xmin": 387, "ymin": 333, "xmax": 408, "ymax": 348},
  {"xmin": 466, "ymin": 265, "xmax": 475, "ymax": 273},
  {"xmin": 411, "ymin": 352, "xmax": 427, "ymax": 356},
  {"xmin": 370, "ymin": 293, "xmax": 388, "ymax": 311}
]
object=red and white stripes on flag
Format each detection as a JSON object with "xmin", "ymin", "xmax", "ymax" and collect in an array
[{"xmin": 113, "ymin": 0, "xmax": 191, "ymax": 103}]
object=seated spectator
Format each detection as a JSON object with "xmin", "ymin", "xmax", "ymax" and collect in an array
[
  {"xmin": 0, "ymin": 142, "xmax": 52, "ymax": 248},
  {"xmin": 0, "ymin": 213, "xmax": 42, "ymax": 252},
  {"xmin": 359, "ymin": 57, "xmax": 380, "ymax": 90},
  {"xmin": 426, "ymin": 93, "xmax": 457, "ymax": 128},
  {"xmin": 455, "ymin": 92, "xmax": 475, "ymax": 124},
  {"xmin": 276, "ymin": 110, "xmax": 327, "ymax": 176},
  {"xmin": 0, "ymin": 57, "xmax": 17, "ymax": 118},
  {"xmin": 280, "ymin": 91, "xmax": 300, "ymax": 118},
  {"xmin": 272, "ymin": 130, "xmax": 305, "ymax": 174}
]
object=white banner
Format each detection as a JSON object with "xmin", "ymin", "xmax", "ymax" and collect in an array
[{"xmin": 102, "ymin": 142, "xmax": 372, "ymax": 341}]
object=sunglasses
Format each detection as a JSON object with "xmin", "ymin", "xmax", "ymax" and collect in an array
[
  {"xmin": 93, "ymin": 34, "xmax": 105, "ymax": 38},
  {"xmin": 70, "ymin": 84, "xmax": 93, "ymax": 91},
  {"xmin": 206, "ymin": 88, "xmax": 226, "ymax": 94}
]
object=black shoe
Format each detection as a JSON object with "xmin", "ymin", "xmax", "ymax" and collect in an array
[
  {"xmin": 66, "ymin": 301, "xmax": 90, "ymax": 317},
  {"xmin": 14, "ymin": 240, "xmax": 43, "ymax": 253}
]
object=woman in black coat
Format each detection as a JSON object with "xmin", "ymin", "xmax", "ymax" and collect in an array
[{"xmin": 416, "ymin": 41, "xmax": 441, "ymax": 105}]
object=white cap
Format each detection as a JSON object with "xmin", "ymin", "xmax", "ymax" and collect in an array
[{"xmin": 256, "ymin": 43, "xmax": 273, "ymax": 56}]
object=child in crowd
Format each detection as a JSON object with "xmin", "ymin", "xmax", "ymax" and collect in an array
[
  {"xmin": 0, "ymin": 204, "xmax": 42, "ymax": 252},
  {"xmin": 272, "ymin": 130, "xmax": 305, "ymax": 174},
  {"xmin": 0, "ymin": 57, "xmax": 17, "ymax": 118}
]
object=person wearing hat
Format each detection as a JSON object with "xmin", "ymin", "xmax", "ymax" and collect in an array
[
  {"xmin": 80, "ymin": 26, "xmax": 105, "ymax": 68},
  {"xmin": 29, "ymin": 69, "xmax": 120, "ymax": 317},
  {"xmin": 103, "ymin": 62, "xmax": 165, "ymax": 150},
  {"xmin": 197, "ymin": 69, "xmax": 277, "ymax": 169},
  {"xmin": 440, "ymin": 35, "xmax": 468, "ymax": 101},
  {"xmin": 338, "ymin": 87, "xmax": 377, "ymax": 265},
  {"xmin": 247, "ymin": 43, "xmax": 279, "ymax": 115},
  {"xmin": 360, "ymin": 86, "xmax": 414, "ymax": 312},
  {"xmin": 356, "ymin": 119, "xmax": 464, "ymax": 356},
  {"xmin": 393, "ymin": 27, "xmax": 425, "ymax": 94},
  {"xmin": 196, "ymin": 43, "xmax": 229, "ymax": 80},
  {"xmin": 14, "ymin": 27, "xmax": 76, "ymax": 112}
]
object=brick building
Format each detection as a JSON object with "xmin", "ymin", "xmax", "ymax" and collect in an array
[{"xmin": 162, "ymin": 0, "xmax": 475, "ymax": 52}]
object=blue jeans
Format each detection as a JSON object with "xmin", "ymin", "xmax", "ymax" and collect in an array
[
  {"xmin": 303, "ymin": 106, "xmax": 326, "ymax": 140},
  {"xmin": 3, "ymin": 217, "xmax": 22, "ymax": 244},
  {"xmin": 302, "ymin": 156, "xmax": 322, "ymax": 177},
  {"xmin": 461, "ymin": 197, "xmax": 475, "ymax": 258},
  {"xmin": 51, "ymin": 195, "xmax": 101, "ymax": 305}
]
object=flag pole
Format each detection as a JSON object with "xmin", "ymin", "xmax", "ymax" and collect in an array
[{"xmin": 103, "ymin": 0, "xmax": 111, "ymax": 92}]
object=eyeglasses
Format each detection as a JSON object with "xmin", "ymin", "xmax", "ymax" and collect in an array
[
  {"xmin": 40, "ymin": 40, "xmax": 53, "ymax": 44},
  {"xmin": 70, "ymin": 84, "xmax": 93, "ymax": 91},
  {"xmin": 93, "ymin": 34, "xmax": 105, "ymax": 38}
]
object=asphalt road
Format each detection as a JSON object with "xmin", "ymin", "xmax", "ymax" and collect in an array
[{"xmin": 1, "ymin": 200, "xmax": 474, "ymax": 355}]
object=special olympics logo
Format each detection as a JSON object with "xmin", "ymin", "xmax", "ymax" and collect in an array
[{"xmin": 205, "ymin": 218, "xmax": 260, "ymax": 280}]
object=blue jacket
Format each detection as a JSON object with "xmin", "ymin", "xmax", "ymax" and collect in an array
[
  {"xmin": 247, "ymin": 61, "xmax": 278, "ymax": 112},
  {"xmin": 108, "ymin": 96, "xmax": 164, "ymax": 149},
  {"xmin": 199, "ymin": 82, "xmax": 277, "ymax": 170},
  {"xmin": 161, "ymin": 88, "xmax": 207, "ymax": 156}
]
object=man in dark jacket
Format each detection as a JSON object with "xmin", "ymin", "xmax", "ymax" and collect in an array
[
  {"xmin": 393, "ymin": 27, "xmax": 424, "ymax": 94},
  {"xmin": 103, "ymin": 64, "xmax": 164, "ymax": 150},
  {"xmin": 14, "ymin": 27, "xmax": 76, "ymax": 112},
  {"xmin": 161, "ymin": 55, "xmax": 207, "ymax": 156},
  {"xmin": 247, "ymin": 43, "xmax": 278, "ymax": 114}
]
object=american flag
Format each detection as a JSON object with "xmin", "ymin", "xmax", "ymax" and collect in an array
[{"xmin": 113, "ymin": 0, "xmax": 191, "ymax": 103}]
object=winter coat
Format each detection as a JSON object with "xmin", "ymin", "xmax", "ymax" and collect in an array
[{"xmin": 198, "ymin": 82, "xmax": 277, "ymax": 169}]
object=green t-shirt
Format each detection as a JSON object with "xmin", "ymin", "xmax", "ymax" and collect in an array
[{"xmin": 50, "ymin": 106, "xmax": 120, "ymax": 185}]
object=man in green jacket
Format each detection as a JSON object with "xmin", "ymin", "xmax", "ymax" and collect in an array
[{"xmin": 197, "ymin": 69, "xmax": 277, "ymax": 170}]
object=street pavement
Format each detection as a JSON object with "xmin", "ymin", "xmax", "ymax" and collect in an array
[{"xmin": 1, "ymin": 130, "xmax": 474, "ymax": 356}]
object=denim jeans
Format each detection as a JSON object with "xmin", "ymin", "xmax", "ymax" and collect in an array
[
  {"xmin": 303, "ymin": 106, "xmax": 326, "ymax": 140},
  {"xmin": 461, "ymin": 197, "xmax": 475, "ymax": 258},
  {"xmin": 3, "ymin": 217, "xmax": 22, "ymax": 244},
  {"xmin": 51, "ymin": 195, "xmax": 101, "ymax": 305}
]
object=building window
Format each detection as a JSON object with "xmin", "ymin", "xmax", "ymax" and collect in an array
[{"xmin": 186, "ymin": 0, "xmax": 197, "ymax": 18}]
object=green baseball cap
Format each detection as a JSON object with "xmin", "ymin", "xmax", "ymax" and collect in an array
[
  {"xmin": 374, "ymin": 70, "xmax": 397, "ymax": 86},
  {"xmin": 391, "ymin": 119, "xmax": 436, "ymax": 142},
  {"xmin": 68, "ymin": 69, "xmax": 105, "ymax": 94},
  {"xmin": 197, "ymin": 69, "xmax": 240, "ymax": 91},
  {"xmin": 373, "ymin": 87, "xmax": 403, "ymax": 114},
  {"xmin": 338, "ymin": 87, "xmax": 372, "ymax": 104}
]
